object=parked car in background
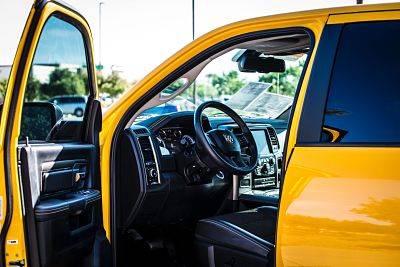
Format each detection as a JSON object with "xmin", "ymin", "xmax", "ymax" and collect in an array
[{"xmin": 48, "ymin": 95, "xmax": 87, "ymax": 117}]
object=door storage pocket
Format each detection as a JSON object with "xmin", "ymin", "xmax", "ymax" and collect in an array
[
  {"xmin": 41, "ymin": 169, "xmax": 75, "ymax": 193},
  {"xmin": 41, "ymin": 162, "xmax": 87, "ymax": 194},
  {"xmin": 35, "ymin": 189, "xmax": 101, "ymax": 267}
]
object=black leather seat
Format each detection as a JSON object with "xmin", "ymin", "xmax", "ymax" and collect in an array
[{"xmin": 195, "ymin": 206, "xmax": 277, "ymax": 267}]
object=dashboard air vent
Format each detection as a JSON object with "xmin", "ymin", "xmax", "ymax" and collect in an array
[
  {"xmin": 133, "ymin": 128, "xmax": 149, "ymax": 135},
  {"xmin": 137, "ymin": 136, "xmax": 160, "ymax": 185},
  {"xmin": 137, "ymin": 136, "xmax": 153, "ymax": 162},
  {"xmin": 267, "ymin": 127, "xmax": 279, "ymax": 151}
]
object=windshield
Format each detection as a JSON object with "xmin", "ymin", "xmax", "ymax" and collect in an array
[{"xmin": 135, "ymin": 49, "xmax": 306, "ymax": 122}]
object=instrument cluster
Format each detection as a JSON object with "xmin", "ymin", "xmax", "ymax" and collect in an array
[{"xmin": 157, "ymin": 127, "xmax": 196, "ymax": 155}]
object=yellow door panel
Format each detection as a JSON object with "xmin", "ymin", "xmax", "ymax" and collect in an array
[
  {"xmin": 278, "ymin": 7, "xmax": 400, "ymax": 267},
  {"xmin": 0, "ymin": 7, "xmax": 35, "ymax": 266},
  {"xmin": 277, "ymin": 147, "xmax": 400, "ymax": 266},
  {"xmin": 0, "ymin": 2, "xmax": 96, "ymax": 266}
]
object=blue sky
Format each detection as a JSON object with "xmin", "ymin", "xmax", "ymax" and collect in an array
[
  {"xmin": 33, "ymin": 17, "xmax": 87, "ymax": 66},
  {"xmin": 0, "ymin": 0, "xmax": 394, "ymax": 82}
]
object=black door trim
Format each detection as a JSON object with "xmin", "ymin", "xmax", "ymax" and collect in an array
[{"xmin": 296, "ymin": 24, "xmax": 343, "ymax": 144}]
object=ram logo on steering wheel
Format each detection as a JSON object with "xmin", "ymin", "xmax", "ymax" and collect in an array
[{"xmin": 223, "ymin": 133, "xmax": 234, "ymax": 144}]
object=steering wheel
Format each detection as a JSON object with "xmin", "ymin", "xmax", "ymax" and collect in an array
[{"xmin": 194, "ymin": 101, "xmax": 258, "ymax": 175}]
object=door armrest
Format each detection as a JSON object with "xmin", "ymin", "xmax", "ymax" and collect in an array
[{"xmin": 35, "ymin": 189, "xmax": 101, "ymax": 221}]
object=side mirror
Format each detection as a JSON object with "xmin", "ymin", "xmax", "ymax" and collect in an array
[
  {"xmin": 19, "ymin": 102, "xmax": 63, "ymax": 141},
  {"xmin": 236, "ymin": 50, "xmax": 285, "ymax": 74}
]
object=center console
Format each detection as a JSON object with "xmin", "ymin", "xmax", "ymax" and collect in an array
[
  {"xmin": 237, "ymin": 125, "xmax": 282, "ymax": 207},
  {"xmin": 239, "ymin": 125, "xmax": 282, "ymax": 190}
]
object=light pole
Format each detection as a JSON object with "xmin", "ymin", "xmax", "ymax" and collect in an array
[
  {"xmin": 192, "ymin": 0, "xmax": 196, "ymax": 105},
  {"xmin": 192, "ymin": 0, "xmax": 195, "ymax": 41},
  {"xmin": 98, "ymin": 1, "xmax": 105, "ymax": 69}
]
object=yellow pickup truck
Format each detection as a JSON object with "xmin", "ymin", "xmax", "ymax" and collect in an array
[{"xmin": 0, "ymin": 1, "xmax": 399, "ymax": 266}]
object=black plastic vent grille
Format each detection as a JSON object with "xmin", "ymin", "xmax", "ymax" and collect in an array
[
  {"xmin": 267, "ymin": 127, "xmax": 279, "ymax": 148},
  {"xmin": 133, "ymin": 128, "xmax": 149, "ymax": 135},
  {"xmin": 137, "ymin": 136, "xmax": 154, "ymax": 162}
]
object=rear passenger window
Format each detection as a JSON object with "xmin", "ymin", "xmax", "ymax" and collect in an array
[{"xmin": 321, "ymin": 21, "xmax": 400, "ymax": 143}]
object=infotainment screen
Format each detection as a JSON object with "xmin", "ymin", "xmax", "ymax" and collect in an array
[{"xmin": 251, "ymin": 130, "xmax": 270, "ymax": 155}]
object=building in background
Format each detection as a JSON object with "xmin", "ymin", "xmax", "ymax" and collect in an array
[{"xmin": 0, "ymin": 65, "xmax": 11, "ymax": 80}]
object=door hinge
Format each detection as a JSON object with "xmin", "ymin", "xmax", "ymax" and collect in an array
[{"xmin": 9, "ymin": 259, "xmax": 25, "ymax": 266}]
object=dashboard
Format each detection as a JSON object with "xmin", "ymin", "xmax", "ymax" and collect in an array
[{"xmin": 115, "ymin": 111, "xmax": 284, "ymax": 228}]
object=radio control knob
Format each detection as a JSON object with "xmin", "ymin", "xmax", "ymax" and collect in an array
[{"xmin": 261, "ymin": 163, "xmax": 269, "ymax": 173}]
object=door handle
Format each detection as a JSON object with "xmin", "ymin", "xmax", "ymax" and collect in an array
[{"xmin": 74, "ymin": 171, "xmax": 86, "ymax": 182}]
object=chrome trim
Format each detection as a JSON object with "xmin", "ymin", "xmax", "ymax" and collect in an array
[
  {"xmin": 216, "ymin": 171, "xmax": 225, "ymax": 179},
  {"xmin": 232, "ymin": 175, "xmax": 239, "ymax": 201},
  {"xmin": 207, "ymin": 245, "xmax": 216, "ymax": 267}
]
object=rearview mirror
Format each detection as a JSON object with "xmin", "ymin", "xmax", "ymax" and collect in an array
[{"xmin": 236, "ymin": 50, "xmax": 285, "ymax": 74}]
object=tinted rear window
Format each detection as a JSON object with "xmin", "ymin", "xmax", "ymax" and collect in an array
[{"xmin": 321, "ymin": 21, "xmax": 400, "ymax": 143}]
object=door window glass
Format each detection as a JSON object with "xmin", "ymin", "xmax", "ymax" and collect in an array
[
  {"xmin": 321, "ymin": 21, "xmax": 400, "ymax": 143},
  {"xmin": 21, "ymin": 15, "xmax": 90, "ymax": 141}
]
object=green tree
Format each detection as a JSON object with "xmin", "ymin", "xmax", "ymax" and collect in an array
[
  {"xmin": 97, "ymin": 71, "xmax": 129, "ymax": 97},
  {"xmin": 195, "ymin": 83, "xmax": 217, "ymax": 99},
  {"xmin": 0, "ymin": 78, "xmax": 7, "ymax": 99},
  {"xmin": 25, "ymin": 73, "xmax": 42, "ymax": 101},
  {"xmin": 0, "ymin": 77, "xmax": 39, "ymax": 101},
  {"xmin": 167, "ymin": 79, "xmax": 185, "ymax": 92},
  {"xmin": 41, "ymin": 68, "xmax": 87, "ymax": 99},
  {"xmin": 207, "ymin": 70, "xmax": 245, "ymax": 96},
  {"xmin": 258, "ymin": 61, "xmax": 304, "ymax": 96},
  {"xmin": 179, "ymin": 83, "xmax": 194, "ymax": 101}
]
